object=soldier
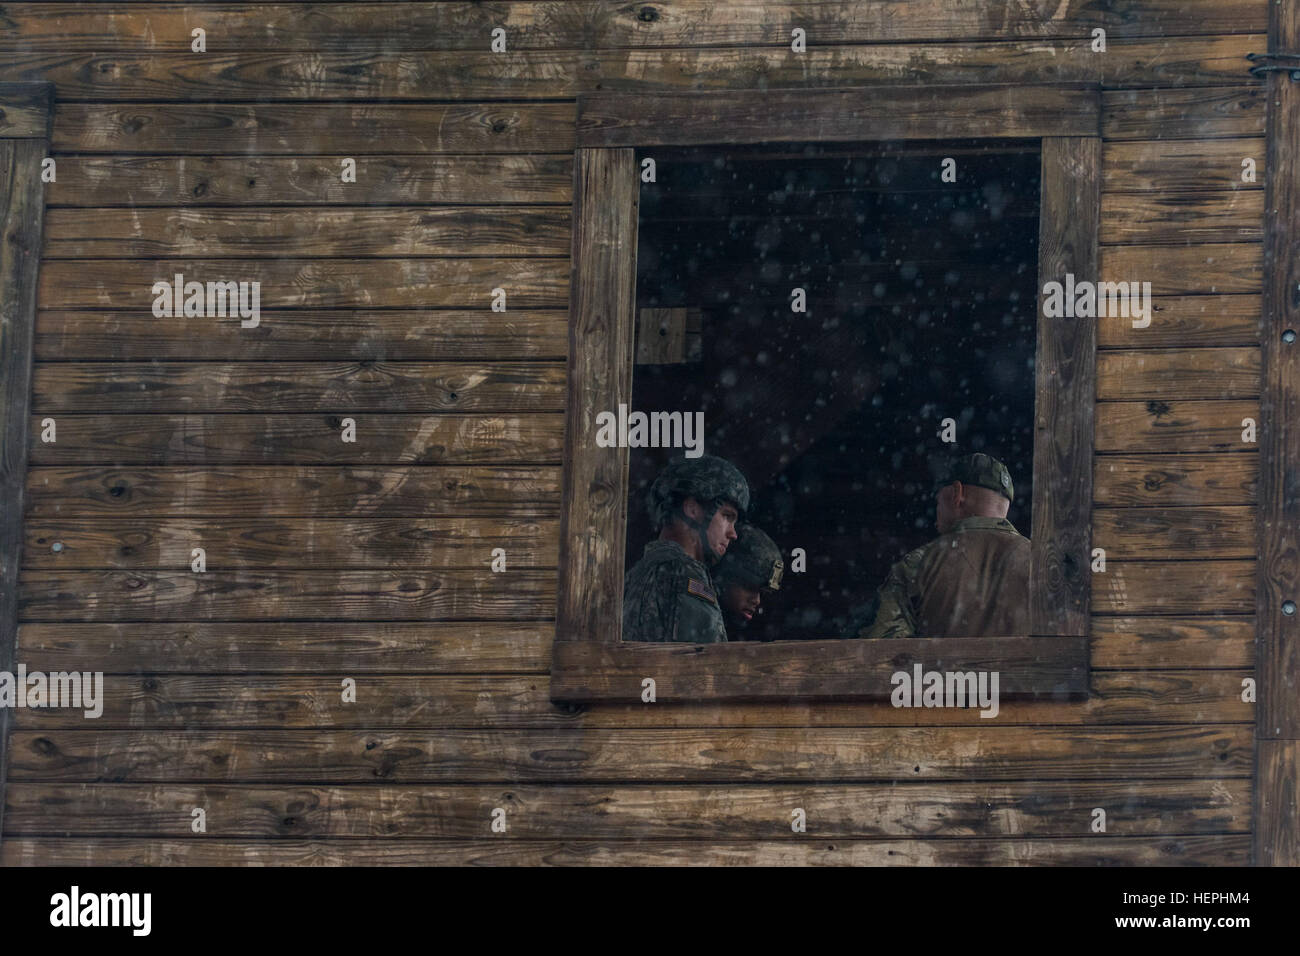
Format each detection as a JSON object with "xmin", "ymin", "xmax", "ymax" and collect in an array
[
  {"xmin": 622, "ymin": 454, "xmax": 751, "ymax": 643},
  {"xmin": 858, "ymin": 452, "xmax": 1030, "ymax": 640},
  {"xmin": 710, "ymin": 523, "xmax": 784, "ymax": 640}
]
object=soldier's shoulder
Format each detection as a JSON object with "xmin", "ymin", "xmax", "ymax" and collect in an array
[{"xmin": 627, "ymin": 542, "xmax": 693, "ymax": 582}]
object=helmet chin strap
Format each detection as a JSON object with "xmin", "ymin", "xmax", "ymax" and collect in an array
[{"xmin": 677, "ymin": 501, "xmax": 720, "ymax": 565}]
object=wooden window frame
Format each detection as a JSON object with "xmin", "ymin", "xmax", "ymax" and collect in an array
[{"xmin": 551, "ymin": 85, "xmax": 1097, "ymax": 704}]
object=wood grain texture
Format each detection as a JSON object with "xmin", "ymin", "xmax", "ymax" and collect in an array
[
  {"xmin": 551, "ymin": 637, "xmax": 1089, "ymax": 703},
  {"xmin": 42, "ymin": 206, "xmax": 571, "ymax": 257},
  {"xmin": 1092, "ymin": 561, "xmax": 1254, "ymax": 615},
  {"xmin": 1095, "ymin": 400, "xmax": 1260, "ymax": 452},
  {"xmin": 50, "ymin": 103, "xmax": 576, "ymax": 154},
  {"xmin": 34, "ymin": 311, "xmax": 570, "ymax": 361},
  {"xmin": 44, "ymin": 155, "xmax": 573, "ymax": 206},
  {"xmin": 1103, "ymin": 87, "xmax": 1266, "ymax": 141},
  {"xmin": 1091, "ymin": 617, "xmax": 1252, "ymax": 669},
  {"xmin": 21, "ymin": 516, "xmax": 558, "ymax": 569},
  {"xmin": 0, "ymin": 112, "xmax": 50, "ymax": 849},
  {"xmin": 1101, "ymin": 243, "xmax": 1262, "ymax": 295},
  {"xmin": 1100, "ymin": 191, "xmax": 1263, "ymax": 244},
  {"xmin": 16, "ymin": 622, "xmax": 554, "ymax": 673},
  {"xmin": 1097, "ymin": 295, "xmax": 1259, "ymax": 349},
  {"xmin": 25, "ymin": 466, "xmax": 561, "ymax": 516},
  {"xmin": 1091, "ymin": 507, "xmax": 1254, "ymax": 559},
  {"xmin": 12, "ymin": 616, "xmax": 1249, "ymax": 675},
  {"xmin": 25, "ymin": 414, "xmax": 565, "ymax": 464},
  {"xmin": 1256, "ymin": 740, "xmax": 1299, "ymax": 866},
  {"xmin": 1255, "ymin": 0, "xmax": 1300, "ymax": 868},
  {"xmin": 0, "ymin": 2, "xmax": 1267, "ymax": 52},
  {"xmin": 579, "ymin": 85, "xmax": 1100, "ymax": 147},
  {"xmin": 555, "ymin": 148, "xmax": 637, "ymax": 645},
  {"xmin": 36, "ymin": 258, "xmax": 569, "ymax": 310},
  {"xmin": 1030, "ymin": 136, "xmax": 1098, "ymax": 638},
  {"xmin": 8, "ymin": 670, "xmax": 1251, "ymax": 730},
  {"xmin": 31, "ymin": 362, "xmax": 566, "ymax": 413},
  {"xmin": 0, "ymin": 82, "xmax": 52, "ymax": 139},
  {"xmin": 17, "ymin": 569, "xmax": 557, "ymax": 621},
  {"xmin": 1096, "ymin": 349, "xmax": 1260, "ymax": 399},
  {"xmin": 1103, "ymin": 139, "xmax": 1264, "ymax": 192},
  {"xmin": 4, "ymin": 726, "xmax": 1253, "ymax": 783},
  {"xmin": 0, "ymin": 37, "xmax": 1258, "ymax": 100},
  {"xmin": 1093, "ymin": 454, "xmax": 1257, "ymax": 506},
  {"xmin": 0, "ymin": 835, "xmax": 1252, "ymax": 867},
  {"xmin": 1, "ymin": 779, "xmax": 1250, "ymax": 838}
]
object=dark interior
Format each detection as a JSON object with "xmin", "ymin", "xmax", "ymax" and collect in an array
[{"xmin": 626, "ymin": 140, "xmax": 1041, "ymax": 640}]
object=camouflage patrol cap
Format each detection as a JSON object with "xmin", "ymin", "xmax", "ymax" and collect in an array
[
  {"xmin": 936, "ymin": 452, "xmax": 1015, "ymax": 503},
  {"xmin": 713, "ymin": 523, "xmax": 783, "ymax": 592},
  {"xmin": 646, "ymin": 454, "xmax": 750, "ymax": 530}
]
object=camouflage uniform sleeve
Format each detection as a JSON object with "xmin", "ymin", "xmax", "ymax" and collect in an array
[
  {"xmin": 859, "ymin": 547, "xmax": 925, "ymax": 639},
  {"xmin": 622, "ymin": 559, "xmax": 686, "ymax": 642}
]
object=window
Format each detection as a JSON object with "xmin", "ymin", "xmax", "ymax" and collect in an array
[{"xmin": 552, "ymin": 85, "xmax": 1096, "ymax": 704}]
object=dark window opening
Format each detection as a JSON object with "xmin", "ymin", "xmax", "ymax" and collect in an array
[{"xmin": 626, "ymin": 139, "xmax": 1041, "ymax": 642}]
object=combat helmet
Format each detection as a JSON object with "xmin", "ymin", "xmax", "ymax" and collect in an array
[
  {"xmin": 935, "ymin": 452, "xmax": 1015, "ymax": 503},
  {"xmin": 713, "ymin": 523, "xmax": 784, "ymax": 592},
  {"xmin": 646, "ymin": 454, "xmax": 750, "ymax": 565}
]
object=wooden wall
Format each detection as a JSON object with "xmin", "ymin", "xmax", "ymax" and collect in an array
[{"xmin": 0, "ymin": 1, "xmax": 1264, "ymax": 864}]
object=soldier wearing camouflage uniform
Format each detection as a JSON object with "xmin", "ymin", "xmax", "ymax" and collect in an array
[
  {"xmin": 622, "ymin": 455, "xmax": 750, "ymax": 643},
  {"xmin": 859, "ymin": 453, "xmax": 1030, "ymax": 640},
  {"xmin": 710, "ymin": 523, "xmax": 784, "ymax": 640}
]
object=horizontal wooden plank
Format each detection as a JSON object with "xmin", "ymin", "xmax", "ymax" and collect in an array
[
  {"xmin": 1090, "ymin": 616, "xmax": 1252, "ymax": 669},
  {"xmin": 1093, "ymin": 561, "xmax": 1254, "ymax": 615},
  {"xmin": 1096, "ymin": 349, "xmax": 1260, "ymax": 399},
  {"xmin": 5, "ymin": 726, "xmax": 1254, "ymax": 782},
  {"xmin": 45, "ymin": 155, "xmax": 573, "ymax": 206},
  {"xmin": 0, "ymin": 2, "xmax": 1266, "ymax": 53},
  {"xmin": 580, "ymin": 85, "xmax": 1100, "ymax": 147},
  {"xmin": 1094, "ymin": 454, "xmax": 1257, "ymax": 506},
  {"xmin": 0, "ymin": 835, "xmax": 1252, "ymax": 866},
  {"xmin": 1095, "ymin": 399, "xmax": 1260, "ymax": 452},
  {"xmin": 1103, "ymin": 87, "xmax": 1265, "ymax": 141},
  {"xmin": 22, "ymin": 517, "xmax": 558, "ymax": 569},
  {"xmin": 17, "ymin": 569, "xmax": 556, "ymax": 620},
  {"xmin": 1103, "ymin": 138, "xmax": 1265, "ymax": 192},
  {"xmin": 25, "ymin": 466, "xmax": 561, "ymax": 516},
  {"xmin": 1091, "ymin": 507, "xmax": 1255, "ymax": 559},
  {"xmin": 7, "ymin": 671, "xmax": 1255, "ymax": 730},
  {"xmin": 50, "ymin": 103, "xmax": 576, "ymax": 154},
  {"xmin": 31, "ymin": 362, "xmax": 565, "ymax": 413},
  {"xmin": 1100, "ymin": 243, "xmax": 1262, "ymax": 294},
  {"xmin": 2, "ymin": 779, "xmax": 1250, "ymax": 839},
  {"xmin": 1100, "ymin": 191, "xmax": 1263, "ymax": 244},
  {"xmin": 34, "ymin": 311, "xmax": 569, "ymax": 361},
  {"xmin": 36, "ymin": 259, "xmax": 569, "ymax": 310},
  {"xmin": 25, "ymin": 414, "xmax": 565, "ymax": 464},
  {"xmin": 15, "ymin": 616, "xmax": 1248, "ymax": 675},
  {"xmin": 42, "ymin": 207, "xmax": 571, "ymax": 258},
  {"xmin": 0, "ymin": 37, "xmax": 1257, "ymax": 100},
  {"xmin": 1098, "ymin": 295, "xmax": 1259, "ymax": 349},
  {"xmin": 0, "ymin": 81, "xmax": 52, "ymax": 138},
  {"xmin": 16, "ymin": 621, "xmax": 552, "ymax": 673},
  {"xmin": 550, "ymin": 637, "xmax": 1088, "ymax": 703}
]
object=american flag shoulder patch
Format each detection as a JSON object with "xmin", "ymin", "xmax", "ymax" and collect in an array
[{"xmin": 686, "ymin": 577, "xmax": 717, "ymax": 604}]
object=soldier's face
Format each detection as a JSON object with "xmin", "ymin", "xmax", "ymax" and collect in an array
[
  {"xmin": 705, "ymin": 503, "xmax": 740, "ymax": 558},
  {"xmin": 722, "ymin": 581, "xmax": 761, "ymax": 626}
]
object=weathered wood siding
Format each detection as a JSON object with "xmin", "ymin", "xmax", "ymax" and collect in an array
[{"xmin": 0, "ymin": 1, "xmax": 1265, "ymax": 865}]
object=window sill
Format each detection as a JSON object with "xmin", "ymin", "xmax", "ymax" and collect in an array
[{"xmin": 550, "ymin": 635, "xmax": 1089, "ymax": 704}]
